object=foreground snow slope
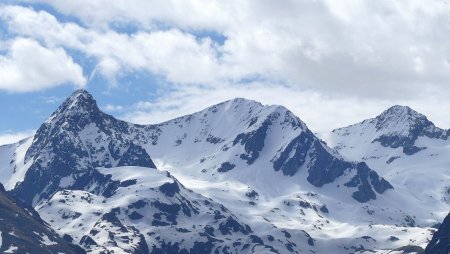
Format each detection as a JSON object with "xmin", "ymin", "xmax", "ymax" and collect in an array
[{"xmin": 37, "ymin": 166, "xmax": 303, "ymax": 253}]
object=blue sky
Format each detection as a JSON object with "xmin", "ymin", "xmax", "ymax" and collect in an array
[{"xmin": 3, "ymin": 0, "xmax": 450, "ymax": 144}]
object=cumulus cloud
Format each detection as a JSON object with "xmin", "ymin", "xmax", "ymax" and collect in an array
[
  {"xmin": 33, "ymin": 0, "xmax": 232, "ymax": 30},
  {"xmin": 0, "ymin": 5, "xmax": 228, "ymax": 85},
  {"xmin": 2, "ymin": 1, "xmax": 450, "ymax": 131},
  {"xmin": 21, "ymin": 0, "xmax": 450, "ymax": 99},
  {"xmin": 0, "ymin": 38, "xmax": 86, "ymax": 92}
]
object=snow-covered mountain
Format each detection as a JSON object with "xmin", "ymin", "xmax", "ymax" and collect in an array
[
  {"xmin": 327, "ymin": 105, "xmax": 450, "ymax": 252},
  {"xmin": 0, "ymin": 89, "xmax": 445, "ymax": 253},
  {"xmin": 328, "ymin": 105, "xmax": 447, "ymax": 159},
  {"xmin": 12, "ymin": 90, "xmax": 391, "ymax": 205}
]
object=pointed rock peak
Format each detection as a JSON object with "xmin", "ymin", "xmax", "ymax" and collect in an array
[
  {"xmin": 37, "ymin": 89, "xmax": 108, "ymax": 137},
  {"xmin": 378, "ymin": 105, "xmax": 425, "ymax": 121},
  {"xmin": 46, "ymin": 89, "xmax": 100, "ymax": 122},
  {"xmin": 374, "ymin": 105, "xmax": 433, "ymax": 133},
  {"xmin": 69, "ymin": 88, "xmax": 94, "ymax": 100},
  {"xmin": 371, "ymin": 105, "xmax": 446, "ymax": 154},
  {"xmin": 62, "ymin": 89, "xmax": 98, "ymax": 112}
]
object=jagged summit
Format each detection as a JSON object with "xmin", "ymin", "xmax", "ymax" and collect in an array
[
  {"xmin": 36, "ymin": 89, "xmax": 133, "ymax": 140},
  {"xmin": 156, "ymin": 96, "xmax": 310, "ymax": 134},
  {"xmin": 66, "ymin": 88, "xmax": 96, "ymax": 106},
  {"xmin": 218, "ymin": 97, "xmax": 308, "ymax": 129},
  {"xmin": 331, "ymin": 104, "xmax": 447, "ymax": 155},
  {"xmin": 19, "ymin": 89, "xmax": 153, "ymax": 204},
  {"xmin": 374, "ymin": 105, "xmax": 434, "ymax": 133},
  {"xmin": 378, "ymin": 105, "xmax": 424, "ymax": 121},
  {"xmin": 46, "ymin": 89, "xmax": 100, "ymax": 123},
  {"xmin": 224, "ymin": 97, "xmax": 290, "ymax": 114},
  {"xmin": 333, "ymin": 104, "xmax": 444, "ymax": 137},
  {"xmin": 203, "ymin": 97, "xmax": 271, "ymax": 115}
]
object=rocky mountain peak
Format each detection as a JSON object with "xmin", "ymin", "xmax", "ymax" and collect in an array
[
  {"xmin": 374, "ymin": 105, "xmax": 431, "ymax": 134},
  {"xmin": 331, "ymin": 105, "xmax": 447, "ymax": 156},
  {"xmin": 372, "ymin": 105, "xmax": 446, "ymax": 153},
  {"xmin": 46, "ymin": 89, "xmax": 100, "ymax": 125}
]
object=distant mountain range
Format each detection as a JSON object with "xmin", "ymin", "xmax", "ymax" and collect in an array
[{"xmin": 0, "ymin": 89, "xmax": 448, "ymax": 253}]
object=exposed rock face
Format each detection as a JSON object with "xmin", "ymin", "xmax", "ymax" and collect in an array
[
  {"xmin": 13, "ymin": 90, "xmax": 157, "ymax": 205},
  {"xmin": 0, "ymin": 184, "xmax": 85, "ymax": 254},
  {"xmin": 425, "ymin": 213, "xmax": 450, "ymax": 254},
  {"xmin": 332, "ymin": 105, "xmax": 447, "ymax": 156}
]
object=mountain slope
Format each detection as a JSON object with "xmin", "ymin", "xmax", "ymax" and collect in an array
[
  {"xmin": 14, "ymin": 90, "xmax": 156, "ymax": 205},
  {"xmin": 425, "ymin": 213, "xmax": 450, "ymax": 254},
  {"xmin": 140, "ymin": 97, "xmax": 393, "ymax": 203},
  {"xmin": 37, "ymin": 166, "xmax": 298, "ymax": 254},
  {"xmin": 0, "ymin": 183, "xmax": 85, "ymax": 253},
  {"xmin": 326, "ymin": 105, "xmax": 450, "ymax": 252},
  {"xmin": 326, "ymin": 105, "xmax": 450, "ymax": 213},
  {"xmin": 328, "ymin": 105, "xmax": 447, "ymax": 160}
]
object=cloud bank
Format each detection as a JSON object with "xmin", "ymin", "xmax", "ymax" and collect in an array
[{"xmin": 2, "ymin": 1, "xmax": 450, "ymax": 132}]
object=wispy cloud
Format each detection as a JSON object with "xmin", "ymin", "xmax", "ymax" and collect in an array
[
  {"xmin": 103, "ymin": 104, "xmax": 124, "ymax": 112},
  {"xmin": 41, "ymin": 96, "xmax": 64, "ymax": 104},
  {"xmin": 0, "ymin": 130, "xmax": 35, "ymax": 146}
]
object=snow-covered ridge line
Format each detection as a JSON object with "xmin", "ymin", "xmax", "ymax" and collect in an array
[
  {"xmin": 6, "ymin": 89, "xmax": 393, "ymax": 206},
  {"xmin": 0, "ymin": 89, "xmax": 440, "ymax": 253}
]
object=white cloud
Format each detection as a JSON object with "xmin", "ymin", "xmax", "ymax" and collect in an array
[
  {"xmin": 21, "ymin": 0, "xmax": 450, "ymax": 99},
  {"xmin": 33, "ymin": 0, "xmax": 232, "ymax": 31},
  {"xmin": 0, "ymin": 130, "xmax": 35, "ymax": 146},
  {"xmin": 0, "ymin": 38, "xmax": 86, "ymax": 92},
  {"xmin": 2, "ymin": 2, "xmax": 450, "ymax": 132},
  {"xmin": 0, "ymin": 5, "xmax": 227, "ymax": 85},
  {"xmin": 42, "ymin": 96, "xmax": 64, "ymax": 104}
]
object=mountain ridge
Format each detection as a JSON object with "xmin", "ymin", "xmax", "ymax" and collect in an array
[
  {"xmin": 17, "ymin": 89, "xmax": 391, "ymax": 203},
  {"xmin": 0, "ymin": 89, "xmax": 443, "ymax": 253},
  {"xmin": 0, "ymin": 182, "xmax": 85, "ymax": 253}
]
